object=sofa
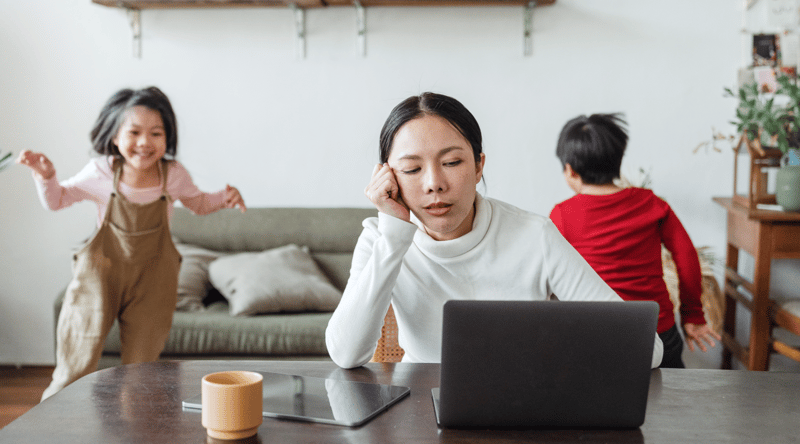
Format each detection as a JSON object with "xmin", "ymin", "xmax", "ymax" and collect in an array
[{"xmin": 53, "ymin": 206, "xmax": 376, "ymax": 368}]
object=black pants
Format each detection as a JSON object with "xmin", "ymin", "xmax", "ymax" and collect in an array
[{"xmin": 658, "ymin": 324, "xmax": 685, "ymax": 369}]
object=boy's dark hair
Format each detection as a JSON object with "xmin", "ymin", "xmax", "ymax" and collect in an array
[
  {"xmin": 379, "ymin": 92, "xmax": 482, "ymax": 164},
  {"xmin": 90, "ymin": 86, "xmax": 178, "ymax": 159},
  {"xmin": 556, "ymin": 113, "xmax": 628, "ymax": 185}
]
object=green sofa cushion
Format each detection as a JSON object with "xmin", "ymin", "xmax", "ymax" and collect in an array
[{"xmin": 102, "ymin": 302, "xmax": 332, "ymax": 356}]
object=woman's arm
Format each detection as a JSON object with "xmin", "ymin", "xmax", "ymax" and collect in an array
[
  {"xmin": 325, "ymin": 214, "xmax": 417, "ymax": 369},
  {"xmin": 541, "ymin": 220, "xmax": 621, "ymax": 303},
  {"xmin": 541, "ymin": 221, "xmax": 664, "ymax": 368}
]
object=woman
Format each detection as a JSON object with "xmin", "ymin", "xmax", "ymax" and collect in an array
[{"xmin": 325, "ymin": 92, "xmax": 663, "ymax": 369}]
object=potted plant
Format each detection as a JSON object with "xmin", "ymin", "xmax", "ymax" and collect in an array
[
  {"xmin": 726, "ymin": 82, "xmax": 784, "ymax": 150},
  {"xmin": 774, "ymin": 75, "xmax": 800, "ymax": 165},
  {"xmin": 725, "ymin": 76, "xmax": 800, "ymax": 211}
]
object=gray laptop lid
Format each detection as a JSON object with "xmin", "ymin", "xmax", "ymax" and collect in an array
[{"xmin": 432, "ymin": 300, "xmax": 658, "ymax": 429}]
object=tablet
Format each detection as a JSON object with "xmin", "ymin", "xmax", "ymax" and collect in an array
[{"xmin": 182, "ymin": 371, "xmax": 410, "ymax": 427}]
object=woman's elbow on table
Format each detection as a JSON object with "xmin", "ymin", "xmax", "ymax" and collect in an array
[{"xmin": 326, "ymin": 332, "xmax": 372, "ymax": 369}]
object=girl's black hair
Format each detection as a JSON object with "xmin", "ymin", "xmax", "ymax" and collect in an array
[
  {"xmin": 555, "ymin": 113, "xmax": 628, "ymax": 185},
  {"xmin": 379, "ymin": 92, "xmax": 483, "ymax": 164},
  {"xmin": 90, "ymin": 86, "xmax": 178, "ymax": 159}
]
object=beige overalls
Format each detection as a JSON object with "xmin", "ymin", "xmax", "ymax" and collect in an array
[{"xmin": 42, "ymin": 159, "xmax": 181, "ymax": 401}]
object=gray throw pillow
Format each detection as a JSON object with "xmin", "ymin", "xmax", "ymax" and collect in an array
[
  {"xmin": 208, "ymin": 244, "xmax": 342, "ymax": 316},
  {"xmin": 175, "ymin": 242, "xmax": 226, "ymax": 312}
]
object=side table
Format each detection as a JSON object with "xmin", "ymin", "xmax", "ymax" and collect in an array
[{"xmin": 713, "ymin": 197, "xmax": 800, "ymax": 370}]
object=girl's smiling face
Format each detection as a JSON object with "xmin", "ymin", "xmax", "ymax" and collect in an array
[
  {"xmin": 113, "ymin": 106, "xmax": 167, "ymax": 175},
  {"xmin": 388, "ymin": 114, "xmax": 485, "ymax": 241}
]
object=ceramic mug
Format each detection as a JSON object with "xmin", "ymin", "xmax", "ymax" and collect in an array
[{"xmin": 202, "ymin": 371, "xmax": 263, "ymax": 440}]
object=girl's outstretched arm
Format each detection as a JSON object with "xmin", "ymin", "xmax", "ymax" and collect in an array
[
  {"xmin": 224, "ymin": 184, "xmax": 246, "ymax": 213},
  {"xmin": 18, "ymin": 155, "xmax": 108, "ymax": 214},
  {"xmin": 17, "ymin": 150, "xmax": 55, "ymax": 180},
  {"xmin": 171, "ymin": 162, "xmax": 239, "ymax": 215}
]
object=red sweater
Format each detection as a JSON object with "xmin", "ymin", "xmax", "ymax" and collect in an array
[{"xmin": 549, "ymin": 188, "xmax": 705, "ymax": 333}]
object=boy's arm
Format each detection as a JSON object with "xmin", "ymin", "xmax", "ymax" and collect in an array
[
  {"xmin": 659, "ymin": 207, "xmax": 704, "ymax": 325},
  {"xmin": 660, "ymin": 206, "xmax": 721, "ymax": 351}
]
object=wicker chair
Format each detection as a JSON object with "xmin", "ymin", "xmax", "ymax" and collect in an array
[
  {"xmin": 370, "ymin": 305, "xmax": 405, "ymax": 363},
  {"xmin": 662, "ymin": 246, "xmax": 724, "ymax": 333}
]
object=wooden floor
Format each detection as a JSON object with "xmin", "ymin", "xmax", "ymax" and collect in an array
[{"xmin": 0, "ymin": 366, "xmax": 53, "ymax": 430}]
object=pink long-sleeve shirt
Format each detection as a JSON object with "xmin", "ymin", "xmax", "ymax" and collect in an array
[{"xmin": 33, "ymin": 156, "xmax": 227, "ymax": 227}]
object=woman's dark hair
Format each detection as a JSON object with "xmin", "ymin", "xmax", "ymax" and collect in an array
[
  {"xmin": 90, "ymin": 86, "xmax": 178, "ymax": 159},
  {"xmin": 555, "ymin": 113, "xmax": 628, "ymax": 185},
  {"xmin": 379, "ymin": 92, "xmax": 483, "ymax": 164}
]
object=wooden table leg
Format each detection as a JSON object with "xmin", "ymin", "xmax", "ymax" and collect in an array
[
  {"xmin": 722, "ymin": 243, "xmax": 739, "ymax": 370},
  {"xmin": 748, "ymin": 223, "xmax": 773, "ymax": 371}
]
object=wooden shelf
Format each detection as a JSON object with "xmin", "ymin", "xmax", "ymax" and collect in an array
[
  {"xmin": 93, "ymin": 0, "xmax": 315, "ymax": 8},
  {"xmin": 92, "ymin": 0, "xmax": 555, "ymax": 58},
  {"xmin": 92, "ymin": 0, "xmax": 555, "ymax": 9}
]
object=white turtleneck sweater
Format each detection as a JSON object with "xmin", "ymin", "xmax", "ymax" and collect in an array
[{"xmin": 325, "ymin": 194, "xmax": 663, "ymax": 369}]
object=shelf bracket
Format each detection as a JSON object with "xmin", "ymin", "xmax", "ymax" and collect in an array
[
  {"xmin": 355, "ymin": 0, "xmax": 366, "ymax": 57},
  {"xmin": 524, "ymin": 1, "xmax": 535, "ymax": 57},
  {"xmin": 291, "ymin": 4, "xmax": 306, "ymax": 59},
  {"xmin": 127, "ymin": 8, "xmax": 142, "ymax": 58}
]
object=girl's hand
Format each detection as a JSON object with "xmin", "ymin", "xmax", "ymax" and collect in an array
[
  {"xmin": 364, "ymin": 163, "xmax": 410, "ymax": 222},
  {"xmin": 16, "ymin": 150, "xmax": 56, "ymax": 180},
  {"xmin": 225, "ymin": 185, "xmax": 247, "ymax": 213},
  {"xmin": 683, "ymin": 323, "xmax": 722, "ymax": 353}
]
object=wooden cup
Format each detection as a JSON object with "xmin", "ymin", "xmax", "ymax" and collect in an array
[{"xmin": 201, "ymin": 371, "xmax": 263, "ymax": 440}]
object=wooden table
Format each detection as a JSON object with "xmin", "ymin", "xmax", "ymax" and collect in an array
[
  {"xmin": 713, "ymin": 197, "xmax": 800, "ymax": 370},
  {"xmin": 2, "ymin": 360, "xmax": 799, "ymax": 443}
]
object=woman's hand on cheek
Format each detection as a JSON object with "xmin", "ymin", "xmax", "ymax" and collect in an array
[{"xmin": 364, "ymin": 163, "xmax": 410, "ymax": 222}]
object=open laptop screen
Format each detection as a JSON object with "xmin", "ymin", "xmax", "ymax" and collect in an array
[{"xmin": 433, "ymin": 300, "xmax": 658, "ymax": 429}]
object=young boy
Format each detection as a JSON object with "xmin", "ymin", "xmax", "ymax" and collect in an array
[{"xmin": 549, "ymin": 113, "xmax": 720, "ymax": 368}]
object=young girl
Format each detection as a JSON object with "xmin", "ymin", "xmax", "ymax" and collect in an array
[
  {"xmin": 17, "ymin": 86, "xmax": 246, "ymax": 400},
  {"xmin": 549, "ymin": 113, "xmax": 720, "ymax": 368},
  {"xmin": 325, "ymin": 92, "xmax": 663, "ymax": 369}
]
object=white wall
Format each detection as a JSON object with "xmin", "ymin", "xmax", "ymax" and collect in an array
[{"xmin": 0, "ymin": 0, "xmax": 756, "ymax": 365}]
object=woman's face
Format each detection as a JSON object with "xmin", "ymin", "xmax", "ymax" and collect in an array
[{"xmin": 387, "ymin": 114, "xmax": 485, "ymax": 241}]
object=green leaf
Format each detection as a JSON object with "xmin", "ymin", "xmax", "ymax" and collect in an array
[{"xmin": 0, "ymin": 151, "xmax": 13, "ymax": 172}]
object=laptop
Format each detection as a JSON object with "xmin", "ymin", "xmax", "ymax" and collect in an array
[{"xmin": 431, "ymin": 300, "xmax": 659, "ymax": 429}]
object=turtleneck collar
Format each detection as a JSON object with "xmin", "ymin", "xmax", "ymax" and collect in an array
[{"xmin": 410, "ymin": 193, "xmax": 492, "ymax": 259}]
